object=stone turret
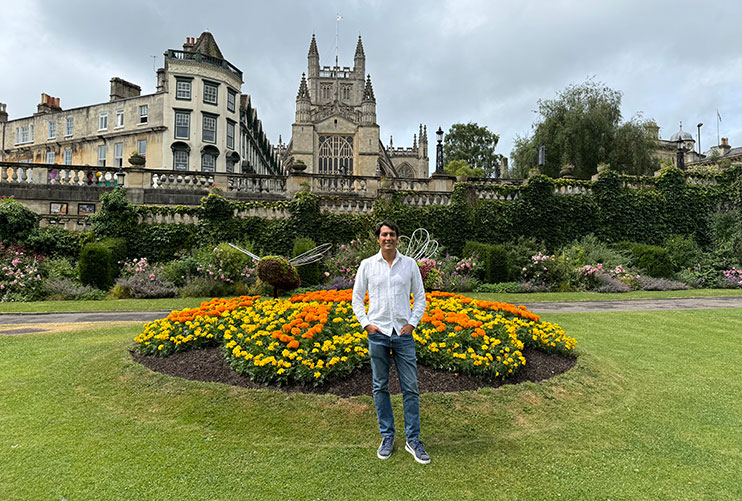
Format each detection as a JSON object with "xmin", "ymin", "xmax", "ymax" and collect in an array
[
  {"xmin": 295, "ymin": 73, "xmax": 311, "ymax": 123},
  {"xmin": 307, "ymin": 34, "xmax": 319, "ymax": 78},
  {"xmin": 354, "ymin": 35, "xmax": 365, "ymax": 78},
  {"xmin": 361, "ymin": 74, "xmax": 376, "ymax": 125}
]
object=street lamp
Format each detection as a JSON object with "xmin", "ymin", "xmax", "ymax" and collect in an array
[
  {"xmin": 116, "ymin": 166, "xmax": 125, "ymax": 186},
  {"xmin": 435, "ymin": 126, "xmax": 444, "ymax": 174},
  {"xmin": 697, "ymin": 123, "xmax": 703, "ymax": 155},
  {"xmin": 676, "ymin": 138, "xmax": 686, "ymax": 170}
]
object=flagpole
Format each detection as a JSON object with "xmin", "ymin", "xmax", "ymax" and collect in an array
[{"xmin": 717, "ymin": 109, "xmax": 721, "ymax": 147}]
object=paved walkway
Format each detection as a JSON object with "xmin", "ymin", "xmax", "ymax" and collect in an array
[{"xmin": 1, "ymin": 296, "xmax": 741, "ymax": 327}]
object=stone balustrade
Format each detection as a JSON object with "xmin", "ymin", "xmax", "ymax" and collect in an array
[
  {"xmin": 151, "ymin": 171, "xmax": 215, "ymax": 190},
  {"xmin": 39, "ymin": 214, "xmax": 93, "ymax": 230},
  {"xmin": 1, "ymin": 162, "xmax": 122, "ymax": 187},
  {"xmin": 311, "ymin": 174, "xmax": 368, "ymax": 195},
  {"xmin": 319, "ymin": 197, "xmax": 375, "ymax": 213},
  {"xmin": 400, "ymin": 192, "xmax": 452, "ymax": 206}
]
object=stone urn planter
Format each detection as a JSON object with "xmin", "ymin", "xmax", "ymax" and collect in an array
[
  {"xmin": 380, "ymin": 177, "xmax": 393, "ymax": 189},
  {"xmin": 456, "ymin": 174, "xmax": 468, "ymax": 182},
  {"xmin": 128, "ymin": 154, "xmax": 146, "ymax": 166},
  {"xmin": 597, "ymin": 163, "xmax": 610, "ymax": 173},
  {"xmin": 291, "ymin": 161, "xmax": 307, "ymax": 173},
  {"xmin": 559, "ymin": 164, "xmax": 575, "ymax": 178}
]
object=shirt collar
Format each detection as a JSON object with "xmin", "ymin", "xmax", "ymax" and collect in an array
[{"xmin": 375, "ymin": 249, "xmax": 403, "ymax": 264}]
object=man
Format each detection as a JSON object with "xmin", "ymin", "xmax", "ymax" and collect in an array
[{"xmin": 352, "ymin": 221, "xmax": 430, "ymax": 464}]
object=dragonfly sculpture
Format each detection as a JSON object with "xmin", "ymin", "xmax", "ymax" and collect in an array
[
  {"xmin": 228, "ymin": 242, "xmax": 333, "ymax": 297},
  {"xmin": 398, "ymin": 228, "xmax": 439, "ymax": 261}
]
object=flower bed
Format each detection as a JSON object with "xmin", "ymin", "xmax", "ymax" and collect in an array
[{"xmin": 133, "ymin": 290, "xmax": 576, "ymax": 386}]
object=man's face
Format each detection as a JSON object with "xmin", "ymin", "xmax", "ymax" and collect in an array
[{"xmin": 377, "ymin": 225, "xmax": 398, "ymax": 252}]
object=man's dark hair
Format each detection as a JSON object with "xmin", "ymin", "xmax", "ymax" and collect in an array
[{"xmin": 375, "ymin": 220, "xmax": 399, "ymax": 237}]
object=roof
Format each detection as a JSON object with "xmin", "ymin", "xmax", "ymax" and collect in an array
[{"xmin": 192, "ymin": 31, "xmax": 224, "ymax": 59}]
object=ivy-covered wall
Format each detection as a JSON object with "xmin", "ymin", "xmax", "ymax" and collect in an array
[{"xmin": 48, "ymin": 166, "xmax": 739, "ymax": 260}]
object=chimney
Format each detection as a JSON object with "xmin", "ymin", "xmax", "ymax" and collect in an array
[
  {"xmin": 156, "ymin": 68, "xmax": 167, "ymax": 92},
  {"xmin": 35, "ymin": 93, "xmax": 62, "ymax": 115},
  {"xmin": 720, "ymin": 137, "xmax": 731, "ymax": 154},
  {"xmin": 110, "ymin": 77, "xmax": 141, "ymax": 101},
  {"xmin": 183, "ymin": 36, "xmax": 195, "ymax": 52},
  {"xmin": 0, "ymin": 103, "xmax": 7, "ymax": 122}
]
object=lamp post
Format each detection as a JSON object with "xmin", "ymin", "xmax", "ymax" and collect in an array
[
  {"xmin": 697, "ymin": 122, "xmax": 703, "ymax": 155},
  {"xmin": 676, "ymin": 138, "xmax": 686, "ymax": 171},
  {"xmin": 435, "ymin": 126, "xmax": 444, "ymax": 174},
  {"xmin": 116, "ymin": 166, "xmax": 125, "ymax": 186}
]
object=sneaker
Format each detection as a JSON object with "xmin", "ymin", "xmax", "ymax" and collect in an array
[
  {"xmin": 405, "ymin": 440, "xmax": 431, "ymax": 464},
  {"xmin": 377, "ymin": 436, "xmax": 394, "ymax": 459}
]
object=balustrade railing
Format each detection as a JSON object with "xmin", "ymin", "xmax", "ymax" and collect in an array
[
  {"xmin": 0, "ymin": 163, "xmax": 33, "ymax": 184},
  {"xmin": 49, "ymin": 166, "xmax": 120, "ymax": 186},
  {"xmin": 151, "ymin": 171, "xmax": 214, "ymax": 189},
  {"xmin": 228, "ymin": 174, "xmax": 286, "ymax": 195},
  {"xmin": 312, "ymin": 175, "xmax": 367, "ymax": 195}
]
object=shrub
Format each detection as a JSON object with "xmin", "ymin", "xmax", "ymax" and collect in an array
[
  {"xmin": 115, "ymin": 272, "xmax": 177, "ymax": 299},
  {"xmin": 43, "ymin": 278, "xmax": 106, "ymax": 301},
  {"xmin": 257, "ymin": 256, "xmax": 300, "ymax": 292},
  {"xmin": 722, "ymin": 269, "xmax": 742, "ymax": 288},
  {"xmin": 633, "ymin": 244, "xmax": 675, "ymax": 278},
  {"xmin": 100, "ymin": 237, "xmax": 127, "ymax": 272},
  {"xmin": 0, "ymin": 243, "xmax": 44, "ymax": 301},
  {"xmin": 177, "ymin": 277, "xmax": 233, "ymax": 298},
  {"xmin": 292, "ymin": 237, "xmax": 321, "ymax": 285},
  {"xmin": 560, "ymin": 234, "xmax": 629, "ymax": 268},
  {"xmin": 520, "ymin": 252, "xmax": 576, "ymax": 291},
  {"xmin": 79, "ymin": 242, "xmax": 115, "ymax": 290},
  {"xmin": 474, "ymin": 282, "xmax": 524, "ymax": 293},
  {"xmin": 0, "ymin": 197, "xmax": 39, "ymax": 244},
  {"xmin": 324, "ymin": 236, "xmax": 378, "ymax": 283},
  {"xmin": 594, "ymin": 273, "xmax": 631, "ymax": 293},
  {"xmin": 463, "ymin": 241, "xmax": 510, "ymax": 283},
  {"xmin": 213, "ymin": 242, "xmax": 252, "ymax": 281},
  {"xmin": 637, "ymin": 276, "xmax": 690, "ymax": 291},
  {"xmin": 42, "ymin": 257, "xmax": 78, "ymax": 281},
  {"xmin": 90, "ymin": 188, "xmax": 139, "ymax": 241},
  {"xmin": 25, "ymin": 226, "xmax": 83, "ymax": 259},
  {"xmin": 319, "ymin": 276, "xmax": 355, "ymax": 290},
  {"xmin": 162, "ymin": 256, "xmax": 200, "ymax": 286},
  {"xmin": 663, "ymin": 234, "xmax": 703, "ymax": 270}
]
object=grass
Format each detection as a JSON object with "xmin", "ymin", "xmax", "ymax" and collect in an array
[
  {"xmin": 1, "ymin": 309, "xmax": 741, "ymax": 499},
  {"xmin": 1, "ymin": 288, "xmax": 742, "ymax": 313}
]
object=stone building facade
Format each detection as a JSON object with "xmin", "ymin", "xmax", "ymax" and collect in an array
[
  {"xmin": 0, "ymin": 32, "xmax": 280, "ymax": 176},
  {"xmin": 282, "ymin": 35, "xmax": 429, "ymax": 178}
]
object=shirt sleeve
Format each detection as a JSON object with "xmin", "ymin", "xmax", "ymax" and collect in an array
[
  {"xmin": 408, "ymin": 258, "xmax": 426, "ymax": 328},
  {"xmin": 352, "ymin": 259, "xmax": 370, "ymax": 329}
]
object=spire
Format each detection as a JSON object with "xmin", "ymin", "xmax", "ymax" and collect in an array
[
  {"xmin": 308, "ymin": 34, "xmax": 319, "ymax": 57},
  {"xmin": 413, "ymin": 134, "xmax": 417, "ymax": 149},
  {"xmin": 296, "ymin": 73, "xmax": 310, "ymax": 100},
  {"xmin": 354, "ymin": 35, "xmax": 365, "ymax": 59},
  {"xmin": 363, "ymin": 74, "xmax": 375, "ymax": 102},
  {"xmin": 192, "ymin": 31, "xmax": 224, "ymax": 59}
]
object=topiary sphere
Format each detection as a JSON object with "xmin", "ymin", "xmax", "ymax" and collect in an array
[{"xmin": 257, "ymin": 256, "xmax": 301, "ymax": 291}]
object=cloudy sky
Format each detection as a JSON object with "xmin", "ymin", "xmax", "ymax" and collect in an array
[{"xmin": 3, "ymin": 0, "xmax": 741, "ymax": 170}]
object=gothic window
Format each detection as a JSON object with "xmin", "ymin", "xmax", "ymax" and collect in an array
[
  {"xmin": 397, "ymin": 163, "xmax": 415, "ymax": 178},
  {"xmin": 321, "ymin": 84, "xmax": 332, "ymax": 100},
  {"xmin": 318, "ymin": 135, "xmax": 353, "ymax": 175},
  {"xmin": 342, "ymin": 85, "xmax": 351, "ymax": 100}
]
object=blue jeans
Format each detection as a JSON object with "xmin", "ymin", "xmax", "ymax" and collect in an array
[{"xmin": 368, "ymin": 330, "xmax": 421, "ymax": 441}]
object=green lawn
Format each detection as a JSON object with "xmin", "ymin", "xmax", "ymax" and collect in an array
[
  {"xmin": 2, "ymin": 289, "xmax": 742, "ymax": 313},
  {"xmin": 1, "ymin": 309, "xmax": 741, "ymax": 499}
]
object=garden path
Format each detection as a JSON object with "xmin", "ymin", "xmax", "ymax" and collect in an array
[{"xmin": 1, "ymin": 296, "xmax": 742, "ymax": 329}]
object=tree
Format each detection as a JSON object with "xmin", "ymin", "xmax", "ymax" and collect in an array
[
  {"xmin": 511, "ymin": 80, "xmax": 658, "ymax": 179},
  {"xmin": 443, "ymin": 122, "xmax": 502, "ymax": 178},
  {"xmin": 444, "ymin": 159, "xmax": 485, "ymax": 178}
]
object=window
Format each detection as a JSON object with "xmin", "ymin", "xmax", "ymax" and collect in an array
[
  {"xmin": 15, "ymin": 125, "xmax": 33, "ymax": 144},
  {"xmin": 203, "ymin": 82, "xmax": 218, "ymax": 105},
  {"xmin": 98, "ymin": 145, "xmax": 107, "ymax": 166},
  {"xmin": 318, "ymin": 135, "xmax": 354, "ymax": 174},
  {"xmin": 176, "ymin": 79, "xmax": 192, "ymax": 100},
  {"xmin": 201, "ymin": 152, "xmax": 216, "ymax": 172},
  {"xmin": 65, "ymin": 117, "xmax": 74, "ymax": 137},
  {"xmin": 137, "ymin": 139, "xmax": 147, "ymax": 156},
  {"xmin": 174, "ymin": 149, "xmax": 189, "ymax": 171},
  {"xmin": 48, "ymin": 121, "xmax": 56, "ymax": 139},
  {"xmin": 226, "ymin": 120, "xmax": 235, "ymax": 149},
  {"xmin": 115, "ymin": 109, "xmax": 124, "ymax": 128},
  {"xmin": 46, "ymin": 151, "xmax": 55, "ymax": 164},
  {"xmin": 321, "ymin": 84, "xmax": 332, "ymax": 99},
  {"xmin": 202, "ymin": 114, "xmax": 217, "ymax": 143},
  {"xmin": 99, "ymin": 112, "xmax": 108, "ymax": 131},
  {"xmin": 342, "ymin": 85, "xmax": 351, "ymax": 100},
  {"xmin": 63, "ymin": 149, "xmax": 72, "ymax": 165},
  {"xmin": 227, "ymin": 89, "xmax": 236, "ymax": 112},
  {"xmin": 114, "ymin": 143, "xmax": 123, "ymax": 167},
  {"xmin": 139, "ymin": 105, "xmax": 148, "ymax": 124},
  {"xmin": 174, "ymin": 111, "xmax": 190, "ymax": 139}
]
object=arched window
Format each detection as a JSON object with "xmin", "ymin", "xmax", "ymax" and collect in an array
[
  {"xmin": 226, "ymin": 152, "xmax": 240, "ymax": 174},
  {"xmin": 171, "ymin": 141, "xmax": 191, "ymax": 171},
  {"xmin": 201, "ymin": 145, "xmax": 220, "ymax": 172},
  {"xmin": 397, "ymin": 163, "xmax": 415, "ymax": 178},
  {"xmin": 318, "ymin": 135, "xmax": 353, "ymax": 175}
]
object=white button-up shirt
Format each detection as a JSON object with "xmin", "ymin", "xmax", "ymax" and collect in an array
[{"xmin": 352, "ymin": 249, "xmax": 426, "ymax": 337}]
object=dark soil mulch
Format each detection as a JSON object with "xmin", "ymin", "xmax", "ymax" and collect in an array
[{"xmin": 131, "ymin": 347, "xmax": 577, "ymax": 398}]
